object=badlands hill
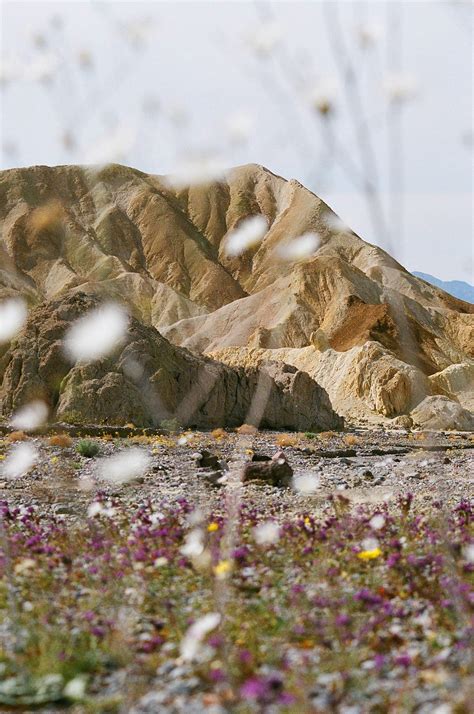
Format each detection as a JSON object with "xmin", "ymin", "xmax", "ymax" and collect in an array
[{"xmin": 0, "ymin": 162, "xmax": 473, "ymax": 429}]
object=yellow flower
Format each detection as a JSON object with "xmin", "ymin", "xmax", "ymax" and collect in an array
[
  {"xmin": 304, "ymin": 516, "xmax": 311, "ymax": 526},
  {"xmin": 207, "ymin": 522, "xmax": 219, "ymax": 532},
  {"xmin": 357, "ymin": 547, "xmax": 382, "ymax": 560},
  {"xmin": 51, "ymin": 456, "xmax": 59, "ymax": 464},
  {"xmin": 213, "ymin": 560, "xmax": 232, "ymax": 578}
]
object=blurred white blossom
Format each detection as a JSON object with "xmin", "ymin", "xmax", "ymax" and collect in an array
[
  {"xmin": 250, "ymin": 21, "xmax": 282, "ymax": 57},
  {"xmin": 357, "ymin": 22, "xmax": 382, "ymax": 48},
  {"xmin": 180, "ymin": 612, "xmax": 221, "ymax": 661},
  {"xmin": 85, "ymin": 126, "xmax": 136, "ymax": 165},
  {"xmin": 293, "ymin": 471, "xmax": 320, "ymax": 494},
  {"xmin": 463, "ymin": 544, "xmax": 474, "ymax": 564},
  {"xmin": 165, "ymin": 157, "xmax": 227, "ymax": 189},
  {"xmin": 227, "ymin": 111, "xmax": 254, "ymax": 143},
  {"xmin": 2, "ymin": 443, "xmax": 39, "ymax": 479},
  {"xmin": 99, "ymin": 448, "xmax": 151, "ymax": 485},
  {"xmin": 383, "ymin": 73, "xmax": 419, "ymax": 103},
  {"xmin": 309, "ymin": 82, "xmax": 338, "ymax": 116},
  {"xmin": 10, "ymin": 400, "xmax": 49, "ymax": 431},
  {"xmin": 64, "ymin": 303, "xmax": 128, "ymax": 362},
  {"xmin": 180, "ymin": 528, "xmax": 205, "ymax": 557},
  {"xmin": 276, "ymin": 232, "xmax": 320, "ymax": 261},
  {"xmin": 224, "ymin": 215, "xmax": 268, "ymax": 257},
  {"xmin": 25, "ymin": 52, "xmax": 59, "ymax": 83},
  {"xmin": 369, "ymin": 514, "xmax": 386, "ymax": 530},
  {"xmin": 254, "ymin": 521, "xmax": 280, "ymax": 546},
  {"xmin": 0, "ymin": 298, "xmax": 27, "ymax": 343}
]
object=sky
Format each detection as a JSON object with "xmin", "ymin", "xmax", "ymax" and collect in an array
[{"xmin": 0, "ymin": 0, "xmax": 472, "ymax": 282}]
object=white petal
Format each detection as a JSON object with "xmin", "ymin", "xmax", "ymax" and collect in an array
[
  {"xmin": 0, "ymin": 298, "xmax": 27, "ymax": 343},
  {"xmin": 10, "ymin": 400, "xmax": 48, "ymax": 431},
  {"xmin": 64, "ymin": 303, "xmax": 128, "ymax": 362}
]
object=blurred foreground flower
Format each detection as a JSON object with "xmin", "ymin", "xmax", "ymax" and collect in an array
[
  {"xmin": 250, "ymin": 21, "xmax": 281, "ymax": 57},
  {"xmin": 369, "ymin": 514, "xmax": 386, "ymax": 530},
  {"xmin": 227, "ymin": 111, "xmax": 254, "ymax": 143},
  {"xmin": 64, "ymin": 303, "xmax": 128, "ymax": 362},
  {"xmin": 224, "ymin": 215, "xmax": 267, "ymax": 257},
  {"xmin": 0, "ymin": 298, "xmax": 27, "ymax": 343},
  {"xmin": 10, "ymin": 400, "xmax": 48, "ymax": 431},
  {"xmin": 180, "ymin": 612, "xmax": 221, "ymax": 661},
  {"xmin": 293, "ymin": 471, "xmax": 320, "ymax": 494},
  {"xmin": 276, "ymin": 232, "xmax": 320, "ymax": 261},
  {"xmin": 383, "ymin": 73, "xmax": 419, "ymax": 103},
  {"xmin": 2, "ymin": 443, "xmax": 38, "ymax": 479},
  {"xmin": 164, "ymin": 157, "xmax": 227, "ymax": 189},
  {"xmin": 358, "ymin": 537, "xmax": 382, "ymax": 560},
  {"xmin": 99, "ymin": 448, "xmax": 151, "ymax": 485},
  {"xmin": 254, "ymin": 521, "xmax": 280, "ymax": 546}
]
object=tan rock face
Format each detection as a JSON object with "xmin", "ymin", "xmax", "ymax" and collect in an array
[
  {"xmin": 209, "ymin": 342, "xmax": 430, "ymax": 422},
  {"xmin": 0, "ymin": 162, "xmax": 472, "ymax": 428},
  {"xmin": 410, "ymin": 396, "xmax": 474, "ymax": 432},
  {"xmin": 0, "ymin": 293, "xmax": 342, "ymax": 431}
]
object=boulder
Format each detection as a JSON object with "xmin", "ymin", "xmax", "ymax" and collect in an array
[
  {"xmin": 242, "ymin": 450, "xmax": 293, "ymax": 486},
  {"xmin": 410, "ymin": 396, "xmax": 474, "ymax": 432}
]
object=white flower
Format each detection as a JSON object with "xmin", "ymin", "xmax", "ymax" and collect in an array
[
  {"xmin": 227, "ymin": 112, "xmax": 254, "ymax": 143},
  {"xmin": 2, "ymin": 443, "xmax": 38, "ymax": 479},
  {"xmin": 463, "ymin": 544, "xmax": 474, "ymax": 564},
  {"xmin": 10, "ymin": 400, "xmax": 48, "ymax": 431},
  {"xmin": 87, "ymin": 502, "xmax": 103, "ymax": 518},
  {"xmin": 64, "ymin": 303, "xmax": 128, "ymax": 362},
  {"xmin": 63, "ymin": 676, "xmax": 87, "ymax": 701},
  {"xmin": 250, "ymin": 21, "xmax": 281, "ymax": 57},
  {"xmin": 293, "ymin": 471, "xmax": 321, "ymax": 494},
  {"xmin": 180, "ymin": 612, "xmax": 221, "ymax": 661},
  {"xmin": 165, "ymin": 157, "xmax": 227, "ymax": 189},
  {"xmin": 383, "ymin": 73, "xmax": 419, "ymax": 103},
  {"xmin": 254, "ymin": 521, "xmax": 280, "ymax": 546},
  {"xmin": 224, "ymin": 215, "xmax": 267, "ymax": 257},
  {"xmin": 323, "ymin": 213, "xmax": 350, "ymax": 233},
  {"xmin": 309, "ymin": 82, "xmax": 337, "ymax": 115},
  {"xmin": 99, "ymin": 448, "xmax": 151, "ymax": 485},
  {"xmin": 361, "ymin": 537, "xmax": 380, "ymax": 552},
  {"xmin": 369, "ymin": 514, "xmax": 386, "ymax": 530},
  {"xmin": 86, "ymin": 126, "xmax": 136, "ymax": 165},
  {"xmin": 180, "ymin": 528, "xmax": 205, "ymax": 557},
  {"xmin": 357, "ymin": 22, "xmax": 382, "ymax": 48},
  {"xmin": 276, "ymin": 232, "xmax": 320, "ymax": 261},
  {"xmin": 0, "ymin": 298, "xmax": 27, "ymax": 343},
  {"xmin": 25, "ymin": 52, "xmax": 59, "ymax": 83}
]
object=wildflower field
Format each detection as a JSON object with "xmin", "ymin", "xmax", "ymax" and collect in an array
[{"xmin": 0, "ymin": 430, "xmax": 473, "ymax": 712}]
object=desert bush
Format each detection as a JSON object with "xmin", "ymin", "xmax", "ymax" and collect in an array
[
  {"xmin": 48, "ymin": 434, "xmax": 73, "ymax": 448},
  {"xmin": 304, "ymin": 432, "xmax": 317, "ymax": 439},
  {"xmin": 211, "ymin": 428, "xmax": 227, "ymax": 440},
  {"xmin": 76, "ymin": 439, "xmax": 99, "ymax": 458},
  {"xmin": 6, "ymin": 430, "xmax": 27, "ymax": 443},
  {"xmin": 276, "ymin": 433, "xmax": 299, "ymax": 447},
  {"xmin": 344, "ymin": 434, "xmax": 359, "ymax": 446},
  {"xmin": 236, "ymin": 424, "xmax": 258, "ymax": 435}
]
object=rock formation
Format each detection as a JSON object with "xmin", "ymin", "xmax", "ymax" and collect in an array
[
  {"xmin": 0, "ymin": 162, "xmax": 472, "ymax": 429},
  {"xmin": 0, "ymin": 293, "xmax": 342, "ymax": 431}
]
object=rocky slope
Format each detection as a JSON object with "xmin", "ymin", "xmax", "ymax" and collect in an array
[
  {"xmin": 0, "ymin": 292, "xmax": 342, "ymax": 431},
  {"xmin": 0, "ymin": 162, "xmax": 472, "ymax": 427}
]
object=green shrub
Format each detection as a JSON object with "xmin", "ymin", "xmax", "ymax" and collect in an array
[
  {"xmin": 304, "ymin": 432, "xmax": 317, "ymax": 439},
  {"xmin": 76, "ymin": 440, "xmax": 99, "ymax": 458}
]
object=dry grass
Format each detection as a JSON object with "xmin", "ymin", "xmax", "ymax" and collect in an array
[
  {"xmin": 236, "ymin": 424, "xmax": 258, "ymax": 435},
  {"xmin": 275, "ymin": 433, "xmax": 299, "ymax": 448},
  {"xmin": 6, "ymin": 430, "xmax": 28, "ymax": 443},
  {"xmin": 211, "ymin": 428, "xmax": 227, "ymax": 440},
  {"xmin": 343, "ymin": 434, "xmax": 359, "ymax": 446},
  {"xmin": 48, "ymin": 434, "xmax": 73, "ymax": 448}
]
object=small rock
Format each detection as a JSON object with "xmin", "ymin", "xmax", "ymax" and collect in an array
[
  {"xmin": 242, "ymin": 450, "xmax": 293, "ymax": 487},
  {"xmin": 192, "ymin": 450, "xmax": 220, "ymax": 469},
  {"xmin": 251, "ymin": 452, "xmax": 271, "ymax": 462}
]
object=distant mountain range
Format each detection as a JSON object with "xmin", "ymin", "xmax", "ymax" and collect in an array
[{"xmin": 413, "ymin": 272, "xmax": 474, "ymax": 304}]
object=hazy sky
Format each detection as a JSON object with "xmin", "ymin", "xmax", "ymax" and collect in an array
[{"xmin": 1, "ymin": 0, "xmax": 472, "ymax": 281}]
